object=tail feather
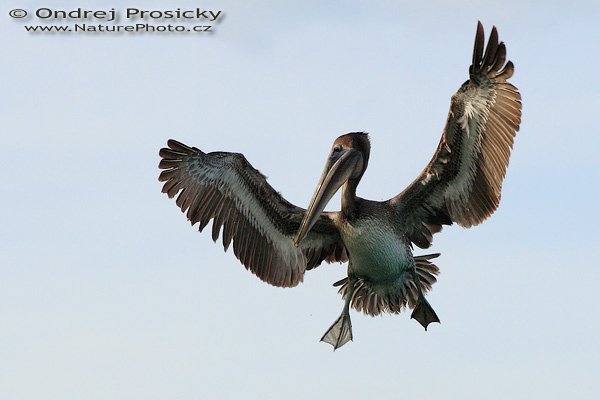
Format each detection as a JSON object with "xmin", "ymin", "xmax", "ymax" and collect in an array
[
  {"xmin": 337, "ymin": 253, "xmax": 440, "ymax": 316},
  {"xmin": 414, "ymin": 253, "xmax": 440, "ymax": 291}
]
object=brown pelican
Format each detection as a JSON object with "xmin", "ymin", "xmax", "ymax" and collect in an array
[{"xmin": 158, "ymin": 22, "xmax": 521, "ymax": 349}]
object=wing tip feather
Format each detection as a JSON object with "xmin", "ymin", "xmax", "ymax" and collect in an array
[
  {"xmin": 470, "ymin": 22, "xmax": 515, "ymax": 82},
  {"xmin": 471, "ymin": 21, "xmax": 485, "ymax": 73}
]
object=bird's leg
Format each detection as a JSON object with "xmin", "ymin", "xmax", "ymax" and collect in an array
[
  {"xmin": 321, "ymin": 276, "xmax": 356, "ymax": 350},
  {"xmin": 410, "ymin": 267, "xmax": 440, "ymax": 330}
]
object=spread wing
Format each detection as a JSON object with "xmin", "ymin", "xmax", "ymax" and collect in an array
[
  {"xmin": 388, "ymin": 22, "xmax": 522, "ymax": 249},
  {"xmin": 158, "ymin": 140, "xmax": 347, "ymax": 287}
]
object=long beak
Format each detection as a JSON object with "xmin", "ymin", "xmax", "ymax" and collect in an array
[{"xmin": 293, "ymin": 149, "xmax": 360, "ymax": 247}]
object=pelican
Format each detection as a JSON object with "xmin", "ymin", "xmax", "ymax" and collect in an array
[{"xmin": 158, "ymin": 22, "xmax": 521, "ymax": 349}]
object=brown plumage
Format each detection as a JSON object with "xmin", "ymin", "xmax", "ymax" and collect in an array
[
  {"xmin": 159, "ymin": 142, "xmax": 347, "ymax": 288},
  {"xmin": 389, "ymin": 21, "xmax": 522, "ymax": 249},
  {"xmin": 158, "ymin": 22, "xmax": 522, "ymax": 349}
]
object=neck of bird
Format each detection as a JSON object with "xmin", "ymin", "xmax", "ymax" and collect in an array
[{"xmin": 341, "ymin": 178, "xmax": 359, "ymax": 218}]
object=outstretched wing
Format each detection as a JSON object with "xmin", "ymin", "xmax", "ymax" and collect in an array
[
  {"xmin": 158, "ymin": 140, "xmax": 347, "ymax": 287},
  {"xmin": 388, "ymin": 22, "xmax": 522, "ymax": 249}
]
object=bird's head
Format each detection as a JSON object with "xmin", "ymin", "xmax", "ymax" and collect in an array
[{"xmin": 293, "ymin": 132, "xmax": 370, "ymax": 246}]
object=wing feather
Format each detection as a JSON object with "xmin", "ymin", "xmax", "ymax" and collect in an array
[
  {"xmin": 159, "ymin": 140, "xmax": 346, "ymax": 287},
  {"xmin": 389, "ymin": 22, "xmax": 522, "ymax": 249}
]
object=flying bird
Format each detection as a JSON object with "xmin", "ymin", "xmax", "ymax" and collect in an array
[{"xmin": 158, "ymin": 22, "xmax": 521, "ymax": 349}]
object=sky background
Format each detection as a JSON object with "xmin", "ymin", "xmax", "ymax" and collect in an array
[{"xmin": 2, "ymin": 1, "xmax": 600, "ymax": 399}]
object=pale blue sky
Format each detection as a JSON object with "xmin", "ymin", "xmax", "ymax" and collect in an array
[{"xmin": 2, "ymin": 1, "xmax": 599, "ymax": 399}]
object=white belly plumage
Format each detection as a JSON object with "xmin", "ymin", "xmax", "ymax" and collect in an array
[{"xmin": 340, "ymin": 219, "xmax": 412, "ymax": 283}]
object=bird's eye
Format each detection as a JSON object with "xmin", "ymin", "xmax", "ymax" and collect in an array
[{"xmin": 333, "ymin": 145, "xmax": 342, "ymax": 153}]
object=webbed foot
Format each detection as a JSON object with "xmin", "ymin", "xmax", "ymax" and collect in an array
[
  {"xmin": 321, "ymin": 312, "xmax": 353, "ymax": 350},
  {"xmin": 411, "ymin": 296, "xmax": 440, "ymax": 330},
  {"xmin": 322, "ymin": 274, "xmax": 356, "ymax": 350}
]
